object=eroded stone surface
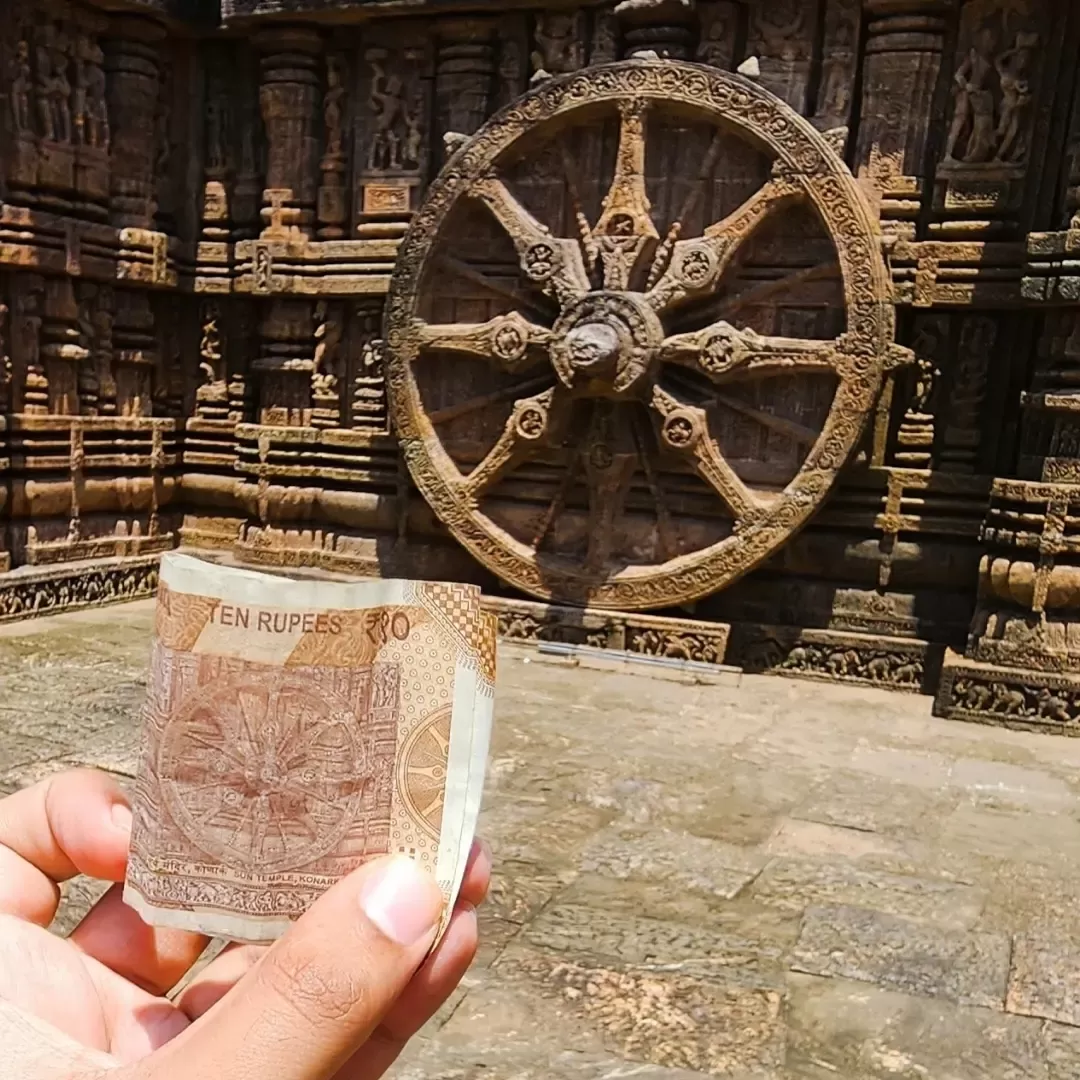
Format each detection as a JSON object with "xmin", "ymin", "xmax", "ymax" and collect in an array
[
  {"xmin": 1008, "ymin": 935, "xmax": 1080, "ymax": 1026},
  {"xmin": 3, "ymin": 604, "xmax": 1080, "ymax": 1078},
  {"xmin": 792, "ymin": 905, "xmax": 1010, "ymax": 1009}
]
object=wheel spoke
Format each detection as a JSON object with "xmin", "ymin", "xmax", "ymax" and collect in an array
[
  {"xmin": 593, "ymin": 99, "xmax": 659, "ymax": 290},
  {"xmin": 580, "ymin": 403, "xmax": 638, "ymax": 572},
  {"xmin": 631, "ymin": 409, "xmax": 678, "ymax": 561},
  {"xmin": 658, "ymin": 321, "xmax": 841, "ymax": 383},
  {"xmin": 645, "ymin": 174, "xmax": 803, "ymax": 313},
  {"xmin": 411, "ymin": 312, "xmax": 553, "ymax": 373},
  {"xmin": 532, "ymin": 438, "xmax": 581, "ymax": 549},
  {"xmin": 471, "ymin": 175, "xmax": 590, "ymax": 305},
  {"xmin": 650, "ymin": 385, "xmax": 759, "ymax": 522},
  {"xmin": 461, "ymin": 386, "xmax": 563, "ymax": 501}
]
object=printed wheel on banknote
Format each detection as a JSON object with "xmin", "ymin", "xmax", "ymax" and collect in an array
[
  {"xmin": 397, "ymin": 706, "xmax": 452, "ymax": 841},
  {"xmin": 159, "ymin": 672, "xmax": 369, "ymax": 874}
]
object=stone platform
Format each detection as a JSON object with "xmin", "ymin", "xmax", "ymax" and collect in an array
[{"xmin": 3, "ymin": 603, "xmax": 1080, "ymax": 1078}]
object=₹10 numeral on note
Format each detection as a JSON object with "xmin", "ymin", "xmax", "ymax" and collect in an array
[{"xmin": 123, "ymin": 553, "xmax": 496, "ymax": 943}]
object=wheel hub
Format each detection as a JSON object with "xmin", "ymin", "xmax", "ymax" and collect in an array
[{"xmin": 550, "ymin": 291, "xmax": 663, "ymax": 397}]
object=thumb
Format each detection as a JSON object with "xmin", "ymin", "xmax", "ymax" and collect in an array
[{"xmin": 140, "ymin": 854, "xmax": 444, "ymax": 1080}]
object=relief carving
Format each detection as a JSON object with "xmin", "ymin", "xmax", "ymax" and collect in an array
[
  {"xmin": 531, "ymin": 11, "xmax": 586, "ymax": 81},
  {"xmin": 940, "ymin": 2, "xmax": 1043, "ymax": 179}
]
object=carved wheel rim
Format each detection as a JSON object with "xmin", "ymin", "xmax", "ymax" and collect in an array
[{"xmin": 386, "ymin": 60, "xmax": 904, "ymax": 611}]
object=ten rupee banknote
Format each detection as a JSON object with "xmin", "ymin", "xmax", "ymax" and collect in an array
[{"xmin": 123, "ymin": 552, "xmax": 496, "ymax": 943}]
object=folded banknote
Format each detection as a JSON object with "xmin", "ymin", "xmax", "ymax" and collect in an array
[{"xmin": 123, "ymin": 552, "xmax": 495, "ymax": 942}]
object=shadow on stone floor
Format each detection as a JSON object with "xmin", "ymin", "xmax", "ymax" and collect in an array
[{"xmin": 3, "ymin": 603, "xmax": 1080, "ymax": 1078}]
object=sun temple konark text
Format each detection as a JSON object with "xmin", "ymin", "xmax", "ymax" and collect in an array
[{"xmin": 1, "ymin": 0, "xmax": 1079, "ymax": 733}]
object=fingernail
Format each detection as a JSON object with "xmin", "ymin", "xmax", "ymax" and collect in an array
[
  {"xmin": 112, "ymin": 802, "xmax": 133, "ymax": 836},
  {"xmin": 360, "ymin": 855, "xmax": 442, "ymax": 946}
]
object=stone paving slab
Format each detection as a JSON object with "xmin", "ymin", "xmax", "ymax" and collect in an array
[
  {"xmin": 455, "ymin": 943, "xmax": 786, "ymax": 1077},
  {"xmin": 792, "ymin": 904, "xmax": 1011, "ymax": 1009},
  {"xmin": 522, "ymin": 903, "xmax": 788, "ymax": 989},
  {"xmin": 1008, "ymin": 934, "xmax": 1080, "ymax": 1026},
  {"xmin": 4, "ymin": 603, "xmax": 1080, "ymax": 1078},
  {"xmin": 580, "ymin": 825, "xmax": 768, "ymax": 900},
  {"xmin": 750, "ymin": 857, "xmax": 986, "ymax": 930}
]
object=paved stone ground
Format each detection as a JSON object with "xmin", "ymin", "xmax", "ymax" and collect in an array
[{"xmin": 5, "ymin": 604, "xmax": 1080, "ymax": 1078}]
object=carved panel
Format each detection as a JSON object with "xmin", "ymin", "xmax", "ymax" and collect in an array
[
  {"xmin": 934, "ymin": 0, "xmax": 1059, "ymax": 236},
  {"xmin": 353, "ymin": 23, "xmax": 433, "ymax": 237}
]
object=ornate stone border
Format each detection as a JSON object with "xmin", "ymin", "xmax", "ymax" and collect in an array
[
  {"xmin": 935, "ymin": 650, "xmax": 1080, "ymax": 736},
  {"xmin": 483, "ymin": 595, "xmax": 731, "ymax": 666},
  {"xmin": 726, "ymin": 623, "xmax": 941, "ymax": 694},
  {"xmin": 0, "ymin": 555, "xmax": 160, "ymax": 624}
]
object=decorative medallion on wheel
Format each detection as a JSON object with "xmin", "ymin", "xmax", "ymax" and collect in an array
[{"xmin": 385, "ymin": 60, "xmax": 911, "ymax": 611}]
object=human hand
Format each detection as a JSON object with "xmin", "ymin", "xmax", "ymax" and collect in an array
[{"xmin": 0, "ymin": 768, "xmax": 490, "ymax": 1079}]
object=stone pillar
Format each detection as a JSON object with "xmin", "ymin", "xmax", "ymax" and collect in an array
[
  {"xmin": 112, "ymin": 289, "xmax": 156, "ymax": 418},
  {"xmin": 614, "ymin": 0, "xmax": 696, "ymax": 61},
  {"xmin": 41, "ymin": 277, "xmax": 85, "ymax": 416},
  {"xmin": 317, "ymin": 53, "xmax": 348, "ymax": 240},
  {"xmin": 256, "ymin": 27, "xmax": 321, "ymax": 240},
  {"xmin": 10, "ymin": 275, "xmax": 46, "ymax": 416},
  {"xmin": 812, "ymin": 0, "xmax": 862, "ymax": 136},
  {"xmin": 105, "ymin": 14, "xmax": 164, "ymax": 230},
  {"xmin": 936, "ymin": 310, "xmax": 1080, "ymax": 731},
  {"xmin": 435, "ymin": 18, "xmax": 496, "ymax": 156},
  {"xmin": 854, "ymin": 0, "xmax": 952, "ymax": 238},
  {"xmin": 253, "ymin": 300, "xmax": 315, "ymax": 427}
]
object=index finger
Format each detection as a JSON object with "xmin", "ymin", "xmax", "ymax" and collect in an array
[{"xmin": 0, "ymin": 769, "xmax": 133, "ymax": 925}]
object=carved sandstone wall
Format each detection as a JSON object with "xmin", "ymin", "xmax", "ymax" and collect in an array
[{"xmin": 2, "ymin": 0, "xmax": 1079, "ymax": 732}]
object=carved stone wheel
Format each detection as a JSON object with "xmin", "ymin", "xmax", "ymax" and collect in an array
[{"xmin": 386, "ymin": 60, "xmax": 909, "ymax": 611}]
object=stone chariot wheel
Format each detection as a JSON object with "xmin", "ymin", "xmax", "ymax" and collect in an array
[{"xmin": 385, "ymin": 60, "xmax": 910, "ymax": 611}]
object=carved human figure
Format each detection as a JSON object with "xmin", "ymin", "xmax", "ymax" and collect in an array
[
  {"xmin": 995, "ymin": 31, "xmax": 1037, "ymax": 164},
  {"xmin": 205, "ymin": 93, "xmax": 228, "ymax": 173},
  {"xmin": 72, "ymin": 35, "xmax": 89, "ymax": 145},
  {"xmin": 35, "ymin": 33, "xmax": 56, "ymax": 141},
  {"xmin": 47, "ymin": 33, "xmax": 72, "ymax": 144},
  {"xmin": 532, "ymin": 12, "xmax": 581, "ymax": 77},
  {"xmin": 84, "ymin": 48, "xmax": 108, "ymax": 150},
  {"xmin": 324, "ymin": 56, "xmax": 346, "ymax": 161},
  {"xmin": 697, "ymin": 13, "xmax": 734, "ymax": 69},
  {"xmin": 751, "ymin": 0, "xmax": 806, "ymax": 61},
  {"xmin": 944, "ymin": 27, "xmax": 998, "ymax": 164},
  {"xmin": 367, "ymin": 52, "xmax": 407, "ymax": 171},
  {"xmin": 313, "ymin": 302, "xmax": 343, "ymax": 383},
  {"xmin": 817, "ymin": 17, "xmax": 856, "ymax": 119},
  {"xmin": 498, "ymin": 38, "xmax": 523, "ymax": 102},
  {"xmin": 11, "ymin": 40, "xmax": 32, "ymax": 134},
  {"xmin": 403, "ymin": 96, "xmax": 423, "ymax": 169}
]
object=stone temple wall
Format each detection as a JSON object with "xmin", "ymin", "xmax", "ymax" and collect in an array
[{"xmin": 2, "ymin": 0, "xmax": 1080, "ymax": 734}]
